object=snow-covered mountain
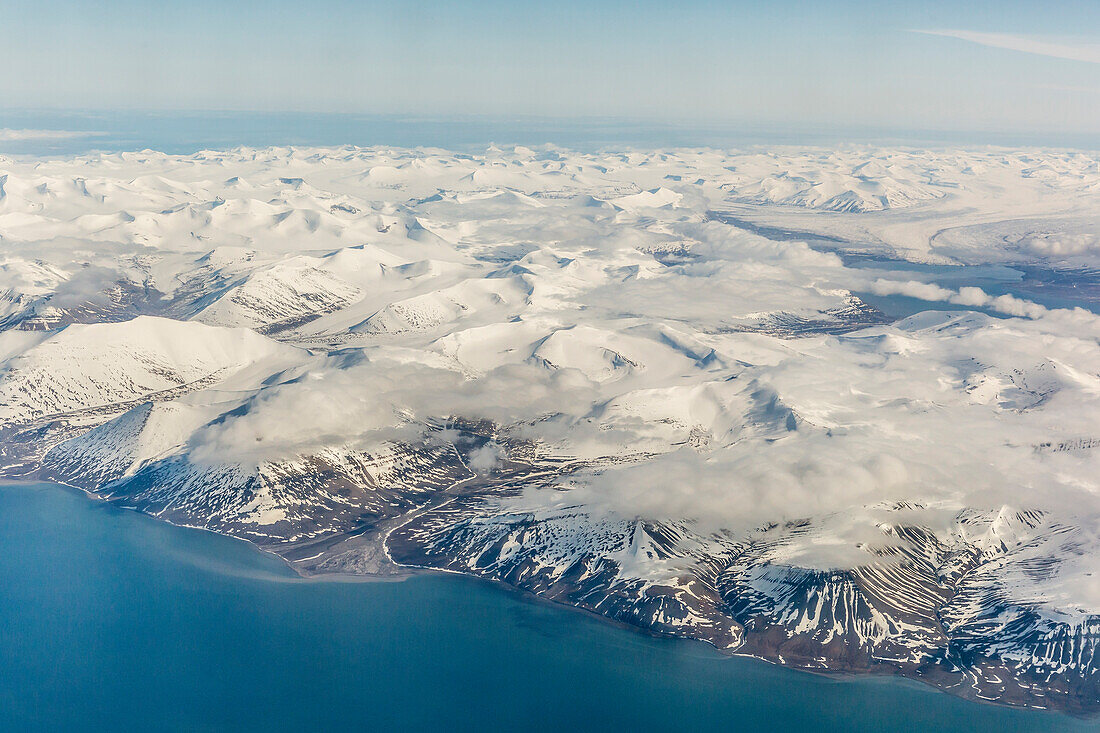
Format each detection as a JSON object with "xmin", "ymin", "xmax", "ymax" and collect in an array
[
  {"xmin": 2, "ymin": 144, "xmax": 1100, "ymax": 712},
  {"xmin": 0, "ymin": 316, "xmax": 301, "ymax": 423}
]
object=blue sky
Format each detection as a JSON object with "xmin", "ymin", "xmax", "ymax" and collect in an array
[{"xmin": 3, "ymin": 0, "xmax": 1099, "ymax": 135}]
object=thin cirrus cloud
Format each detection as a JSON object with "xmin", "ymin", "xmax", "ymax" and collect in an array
[{"xmin": 914, "ymin": 29, "xmax": 1100, "ymax": 65}]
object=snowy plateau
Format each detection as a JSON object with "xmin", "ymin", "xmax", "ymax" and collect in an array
[{"xmin": 2, "ymin": 144, "xmax": 1100, "ymax": 712}]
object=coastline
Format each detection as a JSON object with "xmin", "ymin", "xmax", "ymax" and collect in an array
[{"xmin": 6, "ymin": 478, "xmax": 1096, "ymax": 719}]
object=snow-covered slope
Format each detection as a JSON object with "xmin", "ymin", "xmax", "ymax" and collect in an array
[
  {"xmin": 0, "ymin": 316, "xmax": 301, "ymax": 424},
  {"xmin": 2, "ymin": 144, "xmax": 1100, "ymax": 712},
  {"xmin": 192, "ymin": 257, "xmax": 363, "ymax": 332}
]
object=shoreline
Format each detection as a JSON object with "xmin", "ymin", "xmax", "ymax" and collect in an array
[{"xmin": 5, "ymin": 478, "xmax": 1096, "ymax": 720}]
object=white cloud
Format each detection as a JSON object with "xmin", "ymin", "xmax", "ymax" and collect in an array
[{"xmin": 913, "ymin": 29, "xmax": 1100, "ymax": 65}]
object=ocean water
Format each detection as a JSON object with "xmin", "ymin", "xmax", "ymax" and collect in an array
[
  {"xmin": 0, "ymin": 482, "xmax": 1092, "ymax": 733},
  {"xmin": 3, "ymin": 109, "xmax": 1100, "ymax": 157},
  {"xmin": 851, "ymin": 259, "xmax": 1100, "ymax": 318},
  {"xmin": 705, "ymin": 212, "xmax": 1100, "ymax": 317}
]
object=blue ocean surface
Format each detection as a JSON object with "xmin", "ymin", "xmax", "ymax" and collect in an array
[
  {"xmin": 851, "ymin": 260, "xmax": 1100, "ymax": 317},
  {"xmin": 3, "ymin": 109, "xmax": 1100, "ymax": 157},
  {"xmin": 0, "ymin": 482, "xmax": 1093, "ymax": 732}
]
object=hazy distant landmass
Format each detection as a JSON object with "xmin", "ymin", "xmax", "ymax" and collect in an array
[{"xmin": 2, "ymin": 142, "xmax": 1100, "ymax": 713}]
